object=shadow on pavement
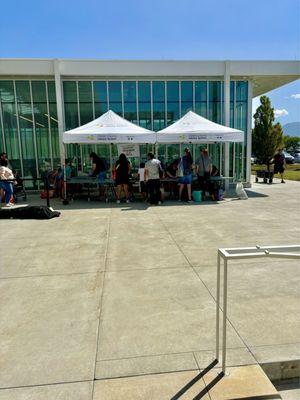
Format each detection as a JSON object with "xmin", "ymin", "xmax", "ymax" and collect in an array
[{"xmin": 170, "ymin": 359, "xmax": 220, "ymax": 400}]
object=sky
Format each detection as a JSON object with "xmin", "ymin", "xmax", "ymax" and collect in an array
[{"xmin": 0, "ymin": 0, "xmax": 299, "ymax": 124}]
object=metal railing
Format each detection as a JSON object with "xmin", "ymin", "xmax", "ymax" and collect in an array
[{"xmin": 216, "ymin": 245, "xmax": 300, "ymax": 374}]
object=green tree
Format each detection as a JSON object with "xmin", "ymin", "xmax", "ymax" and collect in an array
[
  {"xmin": 252, "ymin": 96, "xmax": 283, "ymax": 170},
  {"xmin": 283, "ymin": 135, "xmax": 300, "ymax": 151}
]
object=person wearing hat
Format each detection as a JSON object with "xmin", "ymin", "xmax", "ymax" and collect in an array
[{"xmin": 178, "ymin": 147, "xmax": 193, "ymax": 202}]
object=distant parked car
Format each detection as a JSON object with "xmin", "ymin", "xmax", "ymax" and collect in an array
[
  {"xmin": 292, "ymin": 151, "xmax": 300, "ymax": 163},
  {"xmin": 283, "ymin": 151, "xmax": 295, "ymax": 164}
]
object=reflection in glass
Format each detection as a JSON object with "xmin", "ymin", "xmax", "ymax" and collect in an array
[
  {"xmin": 153, "ymin": 81, "xmax": 165, "ymax": 131},
  {"xmin": 138, "ymin": 81, "xmax": 151, "ymax": 129},
  {"xmin": 94, "ymin": 81, "xmax": 108, "ymax": 117},
  {"xmin": 167, "ymin": 81, "xmax": 179, "ymax": 125},
  {"xmin": 181, "ymin": 81, "xmax": 193, "ymax": 115},
  {"xmin": 108, "ymin": 81, "xmax": 122, "ymax": 115},
  {"xmin": 123, "ymin": 81, "xmax": 137, "ymax": 123}
]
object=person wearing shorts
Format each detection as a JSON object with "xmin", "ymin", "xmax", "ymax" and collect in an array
[{"xmin": 179, "ymin": 148, "xmax": 193, "ymax": 202}]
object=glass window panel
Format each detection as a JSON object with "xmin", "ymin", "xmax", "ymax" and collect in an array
[
  {"xmin": 167, "ymin": 81, "xmax": 179, "ymax": 102},
  {"xmin": 230, "ymin": 81, "xmax": 235, "ymax": 102},
  {"xmin": 153, "ymin": 102, "xmax": 165, "ymax": 131},
  {"xmin": 34, "ymin": 102, "xmax": 51, "ymax": 173},
  {"xmin": 195, "ymin": 81, "xmax": 207, "ymax": 102},
  {"xmin": 123, "ymin": 81, "xmax": 136, "ymax": 102},
  {"xmin": 123, "ymin": 81, "xmax": 137, "ymax": 123},
  {"xmin": 18, "ymin": 102, "xmax": 36, "ymax": 179},
  {"xmin": 181, "ymin": 102, "xmax": 193, "ymax": 115},
  {"xmin": 93, "ymin": 81, "xmax": 107, "ymax": 103},
  {"xmin": 195, "ymin": 102, "xmax": 207, "ymax": 118},
  {"xmin": 108, "ymin": 81, "xmax": 122, "ymax": 115},
  {"xmin": 64, "ymin": 102, "xmax": 79, "ymax": 130},
  {"xmin": 15, "ymin": 81, "xmax": 31, "ymax": 103},
  {"xmin": 108, "ymin": 81, "xmax": 122, "ymax": 102},
  {"xmin": 166, "ymin": 102, "xmax": 179, "ymax": 125},
  {"xmin": 49, "ymin": 103, "xmax": 60, "ymax": 167},
  {"xmin": 235, "ymin": 101, "xmax": 247, "ymax": 132},
  {"xmin": 1, "ymin": 103, "xmax": 20, "ymax": 166},
  {"xmin": 209, "ymin": 81, "xmax": 221, "ymax": 102},
  {"xmin": 138, "ymin": 81, "xmax": 151, "ymax": 102},
  {"xmin": 166, "ymin": 81, "xmax": 179, "ymax": 125},
  {"xmin": 153, "ymin": 82, "xmax": 165, "ymax": 130},
  {"xmin": 32, "ymin": 81, "xmax": 47, "ymax": 103},
  {"xmin": 209, "ymin": 102, "xmax": 221, "ymax": 123},
  {"xmin": 152, "ymin": 81, "xmax": 165, "ymax": 102},
  {"xmin": 109, "ymin": 102, "xmax": 122, "ymax": 115},
  {"xmin": 78, "ymin": 81, "xmax": 92, "ymax": 103},
  {"xmin": 181, "ymin": 81, "xmax": 193, "ymax": 102},
  {"xmin": 79, "ymin": 102, "xmax": 93, "ymax": 125},
  {"xmin": 138, "ymin": 82, "xmax": 151, "ymax": 129},
  {"xmin": 47, "ymin": 81, "xmax": 56, "ymax": 103},
  {"xmin": 63, "ymin": 81, "xmax": 77, "ymax": 102},
  {"xmin": 95, "ymin": 102, "xmax": 108, "ymax": 117},
  {"xmin": 166, "ymin": 144, "xmax": 180, "ymax": 163},
  {"xmin": 236, "ymin": 81, "xmax": 248, "ymax": 102},
  {"xmin": 0, "ymin": 81, "xmax": 15, "ymax": 102}
]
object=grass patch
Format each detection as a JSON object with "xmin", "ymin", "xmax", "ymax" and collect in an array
[{"xmin": 252, "ymin": 164, "xmax": 300, "ymax": 181}]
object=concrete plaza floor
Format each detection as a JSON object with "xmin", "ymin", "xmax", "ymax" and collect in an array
[{"xmin": 0, "ymin": 177, "xmax": 299, "ymax": 399}]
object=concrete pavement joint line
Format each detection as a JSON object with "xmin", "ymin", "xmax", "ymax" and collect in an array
[
  {"xmin": 97, "ymin": 346, "xmax": 251, "ymax": 362},
  {"xmin": 91, "ymin": 207, "xmax": 113, "ymax": 399},
  {"xmin": 151, "ymin": 208, "xmax": 255, "ymax": 364},
  {"xmin": 0, "ymin": 379, "xmax": 93, "ymax": 391},
  {"xmin": 0, "ymin": 270, "xmax": 103, "ymax": 280}
]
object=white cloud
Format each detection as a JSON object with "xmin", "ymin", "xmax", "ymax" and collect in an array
[
  {"xmin": 274, "ymin": 109, "xmax": 289, "ymax": 118},
  {"xmin": 291, "ymin": 94, "xmax": 300, "ymax": 99}
]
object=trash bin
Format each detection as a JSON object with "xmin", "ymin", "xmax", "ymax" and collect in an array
[{"xmin": 193, "ymin": 190, "xmax": 202, "ymax": 202}]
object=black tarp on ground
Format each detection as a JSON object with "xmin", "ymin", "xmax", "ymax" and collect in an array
[{"xmin": 0, "ymin": 206, "xmax": 60, "ymax": 219}]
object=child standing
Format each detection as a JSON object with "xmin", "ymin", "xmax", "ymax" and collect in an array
[{"xmin": 138, "ymin": 162, "xmax": 147, "ymax": 200}]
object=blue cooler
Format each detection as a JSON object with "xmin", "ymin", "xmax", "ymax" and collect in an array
[{"xmin": 193, "ymin": 190, "xmax": 202, "ymax": 202}]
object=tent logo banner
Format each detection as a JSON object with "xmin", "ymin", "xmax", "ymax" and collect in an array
[
  {"xmin": 95, "ymin": 135, "xmax": 118, "ymax": 141},
  {"xmin": 117, "ymin": 144, "xmax": 140, "ymax": 158}
]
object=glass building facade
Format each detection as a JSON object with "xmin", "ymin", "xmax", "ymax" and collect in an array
[{"xmin": 0, "ymin": 79, "xmax": 248, "ymax": 185}]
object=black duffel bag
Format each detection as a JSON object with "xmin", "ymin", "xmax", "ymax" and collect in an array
[{"xmin": 0, "ymin": 206, "xmax": 60, "ymax": 220}]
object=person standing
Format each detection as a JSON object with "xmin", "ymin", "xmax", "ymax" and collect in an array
[
  {"xmin": 145, "ymin": 152, "xmax": 162, "ymax": 205},
  {"xmin": 196, "ymin": 147, "xmax": 212, "ymax": 197},
  {"xmin": 273, "ymin": 149, "xmax": 286, "ymax": 183},
  {"xmin": 90, "ymin": 152, "xmax": 107, "ymax": 184},
  {"xmin": 114, "ymin": 153, "xmax": 131, "ymax": 203},
  {"xmin": 0, "ymin": 163, "xmax": 15, "ymax": 207},
  {"xmin": 178, "ymin": 148, "xmax": 193, "ymax": 202}
]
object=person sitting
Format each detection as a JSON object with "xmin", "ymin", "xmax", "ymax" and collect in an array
[{"xmin": 0, "ymin": 163, "xmax": 15, "ymax": 207}]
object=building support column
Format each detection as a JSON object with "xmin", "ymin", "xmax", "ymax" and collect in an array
[
  {"xmin": 245, "ymin": 80, "xmax": 253, "ymax": 187},
  {"xmin": 224, "ymin": 61, "xmax": 230, "ymax": 190},
  {"xmin": 54, "ymin": 59, "xmax": 65, "ymax": 168}
]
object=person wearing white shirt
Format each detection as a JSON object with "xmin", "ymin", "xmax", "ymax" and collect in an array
[
  {"xmin": 144, "ymin": 152, "xmax": 162, "ymax": 205},
  {"xmin": 0, "ymin": 165, "xmax": 15, "ymax": 206}
]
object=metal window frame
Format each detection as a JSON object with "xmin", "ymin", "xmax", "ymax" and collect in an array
[
  {"xmin": 216, "ymin": 244, "xmax": 300, "ymax": 376},
  {"xmin": 0, "ymin": 98, "xmax": 6, "ymax": 153},
  {"xmin": 13, "ymin": 80, "xmax": 24, "ymax": 177},
  {"xmin": 45, "ymin": 80, "xmax": 54, "ymax": 169},
  {"xmin": 29, "ymin": 80, "xmax": 41, "ymax": 181}
]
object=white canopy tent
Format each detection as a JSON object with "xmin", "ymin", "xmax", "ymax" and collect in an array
[
  {"xmin": 157, "ymin": 111, "xmax": 244, "ymax": 143},
  {"xmin": 63, "ymin": 110, "xmax": 156, "ymax": 144}
]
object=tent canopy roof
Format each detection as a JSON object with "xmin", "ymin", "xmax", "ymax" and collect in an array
[
  {"xmin": 157, "ymin": 111, "xmax": 244, "ymax": 143},
  {"xmin": 63, "ymin": 110, "xmax": 156, "ymax": 144}
]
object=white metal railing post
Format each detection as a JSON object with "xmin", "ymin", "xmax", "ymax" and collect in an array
[
  {"xmin": 216, "ymin": 244, "xmax": 300, "ymax": 376},
  {"xmin": 216, "ymin": 252, "xmax": 221, "ymax": 361},
  {"xmin": 222, "ymin": 258, "xmax": 228, "ymax": 374}
]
